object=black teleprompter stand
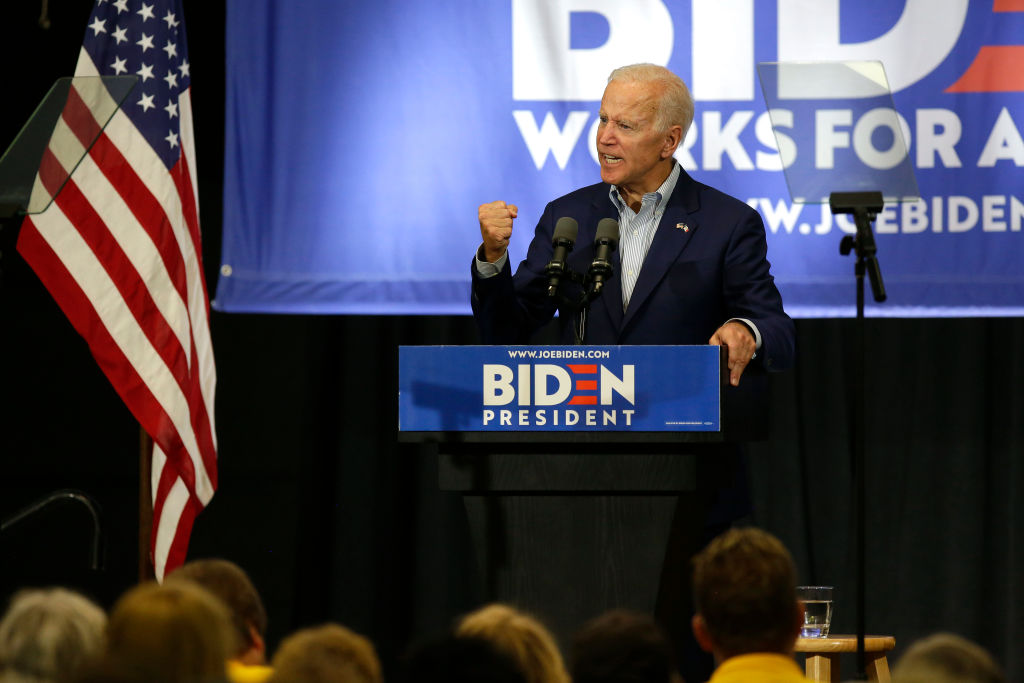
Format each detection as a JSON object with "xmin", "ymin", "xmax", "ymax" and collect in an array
[{"xmin": 830, "ymin": 191, "xmax": 886, "ymax": 681}]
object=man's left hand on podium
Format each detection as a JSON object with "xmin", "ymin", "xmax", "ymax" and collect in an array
[{"xmin": 709, "ymin": 321, "xmax": 757, "ymax": 387}]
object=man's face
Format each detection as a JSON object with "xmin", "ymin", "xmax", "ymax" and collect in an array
[{"xmin": 596, "ymin": 80, "xmax": 678, "ymax": 193}]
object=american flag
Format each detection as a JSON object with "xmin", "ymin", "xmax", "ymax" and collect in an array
[{"xmin": 17, "ymin": 0, "xmax": 216, "ymax": 581}]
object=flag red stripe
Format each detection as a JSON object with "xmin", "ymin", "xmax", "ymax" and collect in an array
[
  {"xmin": 186, "ymin": 334, "xmax": 218, "ymax": 484},
  {"xmin": 16, "ymin": 221, "xmax": 200, "ymax": 496},
  {"xmin": 164, "ymin": 495, "xmax": 200, "ymax": 574},
  {"xmin": 173, "ymin": 151, "xmax": 214, "ymax": 319},
  {"xmin": 150, "ymin": 459, "xmax": 183, "ymax": 570},
  {"xmin": 150, "ymin": 462, "xmax": 180, "ymax": 549},
  {"xmin": 37, "ymin": 147, "xmax": 70, "ymax": 200},
  {"xmin": 568, "ymin": 396, "xmax": 598, "ymax": 405},
  {"xmin": 61, "ymin": 85, "xmax": 102, "ymax": 149}
]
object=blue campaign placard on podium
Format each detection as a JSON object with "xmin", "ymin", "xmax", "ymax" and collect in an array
[{"xmin": 399, "ymin": 346, "xmax": 721, "ymax": 432}]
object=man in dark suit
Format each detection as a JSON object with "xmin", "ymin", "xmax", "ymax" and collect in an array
[
  {"xmin": 469, "ymin": 63, "xmax": 795, "ymax": 682},
  {"xmin": 472, "ymin": 63, "xmax": 794, "ymax": 385}
]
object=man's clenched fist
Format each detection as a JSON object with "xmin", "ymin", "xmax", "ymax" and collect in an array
[{"xmin": 479, "ymin": 200, "xmax": 518, "ymax": 262}]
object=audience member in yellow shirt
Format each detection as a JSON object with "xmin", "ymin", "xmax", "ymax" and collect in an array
[{"xmin": 690, "ymin": 527, "xmax": 811, "ymax": 683}]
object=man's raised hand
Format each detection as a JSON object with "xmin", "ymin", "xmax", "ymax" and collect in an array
[{"xmin": 479, "ymin": 200, "xmax": 518, "ymax": 262}]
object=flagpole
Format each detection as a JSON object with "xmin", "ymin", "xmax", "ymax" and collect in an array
[{"xmin": 138, "ymin": 427, "xmax": 155, "ymax": 582}]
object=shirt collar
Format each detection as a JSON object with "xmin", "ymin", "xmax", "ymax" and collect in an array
[{"xmin": 608, "ymin": 161, "xmax": 681, "ymax": 213}]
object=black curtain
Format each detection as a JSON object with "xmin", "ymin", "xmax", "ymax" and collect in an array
[{"xmin": 2, "ymin": 2, "xmax": 1021, "ymax": 682}]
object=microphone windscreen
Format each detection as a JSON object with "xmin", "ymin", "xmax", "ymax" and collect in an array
[
  {"xmin": 595, "ymin": 217, "xmax": 619, "ymax": 246},
  {"xmin": 553, "ymin": 217, "xmax": 579, "ymax": 243}
]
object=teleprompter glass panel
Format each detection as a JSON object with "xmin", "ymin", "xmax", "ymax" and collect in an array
[
  {"xmin": 756, "ymin": 61, "xmax": 919, "ymax": 204},
  {"xmin": 0, "ymin": 76, "xmax": 137, "ymax": 216}
]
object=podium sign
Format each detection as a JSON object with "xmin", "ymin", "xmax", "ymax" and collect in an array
[{"xmin": 399, "ymin": 346, "xmax": 722, "ymax": 433}]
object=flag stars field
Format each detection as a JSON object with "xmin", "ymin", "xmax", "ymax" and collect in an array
[{"xmin": 86, "ymin": 0, "xmax": 188, "ymax": 168}]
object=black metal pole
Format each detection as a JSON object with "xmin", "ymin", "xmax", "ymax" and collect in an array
[
  {"xmin": 831, "ymin": 191, "xmax": 886, "ymax": 681},
  {"xmin": 854, "ymin": 254, "xmax": 867, "ymax": 679}
]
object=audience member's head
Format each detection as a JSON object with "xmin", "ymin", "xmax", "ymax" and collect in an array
[
  {"xmin": 166, "ymin": 558, "xmax": 268, "ymax": 665},
  {"xmin": 400, "ymin": 633, "xmax": 527, "ymax": 683},
  {"xmin": 691, "ymin": 527, "xmax": 802, "ymax": 662},
  {"xmin": 98, "ymin": 580, "xmax": 237, "ymax": 683},
  {"xmin": 893, "ymin": 632, "xmax": 1005, "ymax": 683},
  {"xmin": 456, "ymin": 604, "xmax": 570, "ymax": 683},
  {"xmin": 266, "ymin": 623, "xmax": 381, "ymax": 683},
  {"xmin": 0, "ymin": 588, "xmax": 106, "ymax": 683},
  {"xmin": 570, "ymin": 609, "xmax": 681, "ymax": 683}
]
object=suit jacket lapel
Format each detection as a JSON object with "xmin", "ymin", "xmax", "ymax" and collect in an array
[{"xmin": 621, "ymin": 170, "xmax": 702, "ymax": 331}]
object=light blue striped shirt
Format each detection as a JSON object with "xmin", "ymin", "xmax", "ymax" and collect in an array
[{"xmin": 609, "ymin": 162, "xmax": 681, "ymax": 311}]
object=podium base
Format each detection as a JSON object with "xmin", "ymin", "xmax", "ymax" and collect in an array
[{"xmin": 462, "ymin": 494, "xmax": 678, "ymax": 646}]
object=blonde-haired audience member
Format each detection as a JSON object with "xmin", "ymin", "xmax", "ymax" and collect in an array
[
  {"xmin": 266, "ymin": 623, "xmax": 381, "ymax": 683},
  {"xmin": 93, "ymin": 580, "xmax": 237, "ymax": 683},
  {"xmin": 0, "ymin": 588, "xmax": 106, "ymax": 683},
  {"xmin": 456, "ymin": 604, "xmax": 570, "ymax": 683},
  {"xmin": 892, "ymin": 632, "xmax": 1005, "ymax": 683}
]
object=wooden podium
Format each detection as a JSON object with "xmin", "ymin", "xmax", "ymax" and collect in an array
[{"xmin": 399, "ymin": 345, "xmax": 765, "ymax": 644}]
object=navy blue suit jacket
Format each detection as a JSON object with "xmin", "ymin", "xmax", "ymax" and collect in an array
[{"xmin": 472, "ymin": 169, "xmax": 795, "ymax": 373}]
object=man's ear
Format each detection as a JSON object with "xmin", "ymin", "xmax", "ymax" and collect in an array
[
  {"xmin": 249, "ymin": 623, "xmax": 266, "ymax": 655},
  {"xmin": 236, "ymin": 623, "xmax": 267, "ymax": 665},
  {"xmin": 692, "ymin": 613, "xmax": 715, "ymax": 654},
  {"xmin": 792, "ymin": 601, "xmax": 805, "ymax": 640},
  {"xmin": 661, "ymin": 124, "xmax": 683, "ymax": 159}
]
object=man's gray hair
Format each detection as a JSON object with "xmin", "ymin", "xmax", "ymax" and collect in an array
[
  {"xmin": 608, "ymin": 64, "xmax": 694, "ymax": 136},
  {"xmin": 0, "ymin": 588, "xmax": 107, "ymax": 683}
]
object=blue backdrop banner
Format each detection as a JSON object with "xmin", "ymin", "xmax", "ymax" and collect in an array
[{"xmin": 217, "ymin": 1, "xmax": 1024, "ymax": 317}]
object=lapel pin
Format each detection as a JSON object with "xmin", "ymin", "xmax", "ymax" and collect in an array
[{"xmin": 676, "ymin": 222, "xmax": 690, "ymax": 232}]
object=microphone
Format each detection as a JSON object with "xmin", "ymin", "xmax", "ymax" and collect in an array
[
  {"xmin": 587, "ymin": 218, "xmax": 619, "ymax": 296},
  {"xmin": 545, "ymin": 217, "xmax": 578, "ymax": 297}
]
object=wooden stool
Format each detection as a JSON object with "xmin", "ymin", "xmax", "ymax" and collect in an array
[{"xmin": 795, "ymin": 635, "xmax": 896, "ymax": 682}]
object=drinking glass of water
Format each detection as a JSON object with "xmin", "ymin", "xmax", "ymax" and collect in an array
[{"xmin": 797, "ymin": 585, "xmax": 833, "ymax": 638}]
